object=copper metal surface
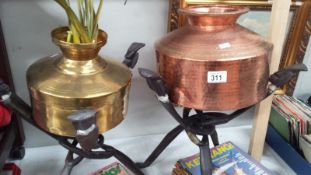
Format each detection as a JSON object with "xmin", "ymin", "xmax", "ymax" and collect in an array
[
  {"xmin": 156, "ymin": 5, "xmax": 273, "ymax": 110},
  {"xmin": 27, "ymin": 27, "xmax": 132, "ymax": 137},
  {"xmin": 168, "ymin": 0, "xmax": 311, "ymax": 96}
]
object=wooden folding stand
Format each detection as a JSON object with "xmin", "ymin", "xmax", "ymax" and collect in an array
[{"xmin": 249, "ymin": 0, "xmax": 292, "ymax": 160}]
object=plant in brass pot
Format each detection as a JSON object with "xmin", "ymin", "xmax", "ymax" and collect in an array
[
  {"xmin": 26, "ymin": 0, "xmax": 144, "ymax": 137},
  {"xmin": 0, "ymin": 1, "xmax": 145, "ymax": 174},
  {"xmin": 54, "ymin": 0, "xmax": 104, "ymax": 44}
]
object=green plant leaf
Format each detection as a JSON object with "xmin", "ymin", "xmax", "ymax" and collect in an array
[
  {"xmin": 78, "ymin": 0, "xmax": 84, "ymax": 23},
  {"xmin": 66, "ymin": 31, "xmax": 73, "ymax": 42},
  {"xmin": 55, "ymin": 0, "xmax": 91, "ymax": 43},
  {"xmin": 92, "ymin": 0, "xmax": 103, "ymax": 41},
  {"xmin": 70, "ymin": 24, "xmax": 81, "ymax": 43},
  {"xmin": 55, "ymin": 0, "xmax": 103, "ymax": 43}
]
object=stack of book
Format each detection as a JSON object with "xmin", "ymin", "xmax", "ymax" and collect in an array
[
  {"xmin": 172, "ymin": 142, "xmax": 272, "ymax": 175},
  {"xmin": 269, "ymin": 95, "xmax": 311, "ymax": 163}
]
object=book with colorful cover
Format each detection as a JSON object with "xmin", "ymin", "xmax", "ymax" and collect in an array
[
  {"xmin": 269, "ymin": 106, "xmax": 291, "ymax": 142},
  {"xmin": 89, "ymin": 162, "xmax": 129, "ymax": 175},
  {"xmin": 174, "ymin": 142, "xmax": 272, "ymax": 175}
]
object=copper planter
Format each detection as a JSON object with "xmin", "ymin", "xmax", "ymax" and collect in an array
[
  {"xmin": 27, "ymin": 27, "xmax": 132, "ymax": 137},
  {"xmin": 155, "ymin": 5, "xmax": 273, "ymax": 111}
]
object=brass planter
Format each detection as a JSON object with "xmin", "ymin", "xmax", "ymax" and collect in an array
[
  {"xmin": 156, "ymin": 5, "xmax": 273, "ymax": 111},
  {"xmin": 27, "ymin": 27, "xmax": 132, "ymax": 137}
]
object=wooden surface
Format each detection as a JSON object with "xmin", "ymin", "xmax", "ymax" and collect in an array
[{"xmin": 248, "ymin": 0, "xmax": 292, "ymax": 160}]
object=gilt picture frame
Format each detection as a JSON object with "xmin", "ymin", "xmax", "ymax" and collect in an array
[{"xmin": 168, "ymin": 0, "xmax": 311, "ymax": 95}]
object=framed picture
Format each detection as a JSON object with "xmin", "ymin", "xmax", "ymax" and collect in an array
[{"xmin": 168, "ymin": 0, "xmax": 311, "ymax": 95}]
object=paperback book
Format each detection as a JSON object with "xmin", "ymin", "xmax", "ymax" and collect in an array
[
  {"xmin": 89, "ymin": 162, "xmax": 129, "ymax": 175},
  {"xmin": 173, "ymin": 142, "xmax": 272, "ymax": 175}
]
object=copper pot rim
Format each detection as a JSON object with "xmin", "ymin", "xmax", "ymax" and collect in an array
[
  {"xmin": 179, "ymin": 4, "xmax": 249, "ymax": 16},
  {"xmin": 51, "ymin": 26, "xmax": 108, "ymax": 49}
]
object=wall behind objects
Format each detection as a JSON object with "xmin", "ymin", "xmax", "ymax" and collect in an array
[{"xmin": 294, "ymin": 39, "xmax": 311, "ymax": 101}]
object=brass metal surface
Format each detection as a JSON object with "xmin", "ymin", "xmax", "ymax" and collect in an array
[
  {"xmin": 27, "ymin": 27, "xmax": 132, "ymax": 137},
  {"xmin": 168, "ymin": 0, "xmax": 311, "ymax": 95},
  {"xmin": 156, "ymin": 5, "xmax": 272, "ymax": 110}
]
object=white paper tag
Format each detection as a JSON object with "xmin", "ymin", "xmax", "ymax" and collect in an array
[
  {"xmin": 207, "ymin": 71, "xmax": 227, "ymax": 83},
  {"xmin": 218, "ymin": 42, "xmax": 231, "ymax": 49}
]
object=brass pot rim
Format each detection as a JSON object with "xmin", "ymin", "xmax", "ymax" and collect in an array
[
  {"xmin": 51, "ymin": 26, "xmax": 108, "ymax": 49},
  {"xmin": 179, "ymin": 4, "xmax": 249, "ymax": 16}
]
